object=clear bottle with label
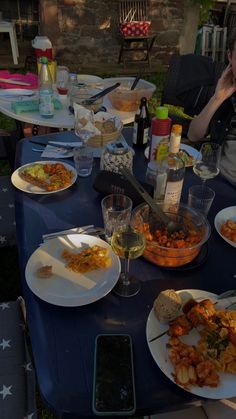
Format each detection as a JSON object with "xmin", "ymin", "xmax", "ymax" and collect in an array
[
  {"xmin": 39, "ymin": 56, "xmax": 54, "ymax": 118},
  {"xmin": 132, "ymin": 97, "xmax": 150, "ymax": 148},
  {"xmin": 154, "ymin": 124, "xmax": 185, "ymax": 206}
]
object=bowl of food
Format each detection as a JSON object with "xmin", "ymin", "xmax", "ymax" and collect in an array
[
  {"xmin": 132, "ymin": 202, "xmax": 211, "ymax": 267},
  {"xmin": 103, "ymin": 77, "xmax": 156, "ymax": 112},
  {"xmin": 70, "ymin": 87, "xmax": 103, "ymax": 112}
]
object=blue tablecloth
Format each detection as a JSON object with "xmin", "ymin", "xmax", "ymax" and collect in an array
[{"xmin": 14, "ymin": 128, "xmax": 236, "ymax": 418}]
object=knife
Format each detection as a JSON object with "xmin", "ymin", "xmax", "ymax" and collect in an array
[
  {"xmin": 0, "ymin": 78, "xmax": 32, "ymax": 86},
  {"xmin": 29, "ymin": 140, "xmax": 78, "ymax": 150}
]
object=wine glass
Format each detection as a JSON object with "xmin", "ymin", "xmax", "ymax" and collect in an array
[
  {"xmin": 111, "ymin": 224, "xmax": 146, "ymax": 297},
  {"xmin": 193, "ymin": 142, "xmax": 221, "ymax": 184}
]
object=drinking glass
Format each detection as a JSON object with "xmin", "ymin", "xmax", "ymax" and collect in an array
[
  {"xmin": 111, "ymin": 224, "xmax": 146, "ymax": 298},
  {"xmin": 73, "ymin": 147, "xmax": 94, "ymax": 177},
  {"xmin": 56, "ymin": 65, "xmax": 69, "ymax": 95},
  {"xmin": 101, "ymin": 194, "xmax": 132, "ymax": 243},
  {"xmin": 193, "ymin": 142, "xmax": 221, "ymax": 184},
  {"xmin": 187, "ymin": 184, "xmax": 215, "ymax": 216}
]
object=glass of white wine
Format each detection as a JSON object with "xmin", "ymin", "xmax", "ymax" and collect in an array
[
  {"xmin": 111, "ymin": 225, "xmax": 146, "ymax": 297},
  {"xmin": 193, "ymin": 142, "xmax": 221, "ymax": 184}
]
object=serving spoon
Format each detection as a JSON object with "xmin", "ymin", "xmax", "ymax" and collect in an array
[{"xmin": 120, "ymin": 168, "xmax": 183, "ymax": 234}]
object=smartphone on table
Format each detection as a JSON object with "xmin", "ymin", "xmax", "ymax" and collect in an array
[{"xmin": 92, "ymin": 334, "xmax": 136, "ymax": 416}]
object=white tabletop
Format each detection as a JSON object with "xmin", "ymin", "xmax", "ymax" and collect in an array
[{"xmin": 0, "ymin": 93, "xmax": 135, "ymax": 128}]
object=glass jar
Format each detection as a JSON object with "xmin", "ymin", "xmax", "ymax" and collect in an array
[
  {"xmin": 145, "ymin": 160, "xmax": 158, "ymax": 186},
  {"xmin": 100, "ymin": 139, "xmax": 134, "ymax": 174}
]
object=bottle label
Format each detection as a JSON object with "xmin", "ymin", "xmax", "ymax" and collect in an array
[
  {"xmin": 164, "ymin": 179, "xmax": 183, "ymax": 206},
  {"xmin": 39, "ymin": 91, "xmax": 54, "ymax": 117},
  {"xmin": 150, "ymin": 134, "xmax": 169, "ymax": 161},
  {"xmin": 143, "ymin": 127, "xmax": 149, "ymax": 145},
  {"xmin": 169, "ymin": 133, "xmax": 181, "ymax": 154},
  {"xmin": 132, "ymin": 122, "xmax": 138, "ymax": 145}
]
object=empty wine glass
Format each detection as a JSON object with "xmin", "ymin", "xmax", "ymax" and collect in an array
[
  {"xmin": 193, "ymin": 142, "xmax": 221, "ymax": 184},
  {"xmin": 74, "ymin": 107, "xmax": 93, "ymax": 148},
  {"xmin": 111, "ymin": 224, "xmax": 146, "ymax": 297}
]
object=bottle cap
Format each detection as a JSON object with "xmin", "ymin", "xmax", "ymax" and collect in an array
[
  {"xmin": 147, "ymin": 160, "xmax": 158, "ymax": 173},
  {"xmin": 40, "ymin": 56, "xmax": 48, "ymax": 64},
  {"xmin": 155, "ymin": 106, "xmax": 168, "ymax": 119},
  {"xmin": 171, "ymin": 124, "xmax": 182, "ymax": 134}
]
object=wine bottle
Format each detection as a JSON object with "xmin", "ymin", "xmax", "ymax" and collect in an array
[
  {"xmin": 154, "ymin": 124, "xmax": 185, "ymax": 206},
  {"xmin": 132, "ymin": 97, "xmax": 150, "ymax": 148}
]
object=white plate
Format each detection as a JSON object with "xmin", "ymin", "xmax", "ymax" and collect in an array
[
  {"xmin": 144, "ymin": 144, "xmax": 199, "ymax": 167},
  {"xmin": 146, "ymin": 289, "xmax": 236, "ymax": 399},
  {"xmin": 11, "ymin": 160, "xmax": 77, "ymax": 194},
  {"xmin": 214, "ymin": 206, "xmax": 236, "ymax": 248},
  {"xmin": 77, "ymin": 74, "xmax": 103, "ymax": 84},
  {"xmin": 0, "ymin": 88, "xmax": 34, "ymax": 96},
  {"xmin": 25, "ymin": 234, "xmax": 121, "ymax": 306}
]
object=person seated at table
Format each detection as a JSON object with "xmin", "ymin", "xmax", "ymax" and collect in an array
[{"xmin": 187, "ymin": 28, "xmax": 236, "ymax": 185}]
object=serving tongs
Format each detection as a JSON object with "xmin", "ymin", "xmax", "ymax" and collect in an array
[
  {"xmin": 121, "ymin": 168, "xmax": 183, "ymax": 234},
  {"xmin": 82, "ymin": 82, "xmax": 120, "ymax": 105}
]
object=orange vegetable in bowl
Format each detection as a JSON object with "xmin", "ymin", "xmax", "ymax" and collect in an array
[{"xmin": 132, "ymin": 203, "xmax": 210, "ymax": 267}]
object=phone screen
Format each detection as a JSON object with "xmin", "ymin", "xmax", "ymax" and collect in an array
[{"xmin": 93, "ymin": 334, "xmax": 135, "ymax": 415}]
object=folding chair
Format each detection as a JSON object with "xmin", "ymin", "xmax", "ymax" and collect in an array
[{"xmin": 118, "ymin": 0, "xmax": 156, "ymax": 67}]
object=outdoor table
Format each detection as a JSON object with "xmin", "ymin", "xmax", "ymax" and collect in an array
[
  {"xmin": 0, "ymin": 94, "xmax": 135, "ymax": 130},
  {"xmin": 14, "ymin": 128, "xmax": 236, "ymax": 418}
]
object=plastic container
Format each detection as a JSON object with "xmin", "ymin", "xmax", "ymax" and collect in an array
[
  {"xmin": 32, "ymin": 36, "xmax": 53, "ymax": 60},
  {"xmin": 103, "ymin": 77, "xmax": 156, "ymax": 112},
  {"xmin": 149, "ymin": 107, "xmax": 171, "ymax": 161}
]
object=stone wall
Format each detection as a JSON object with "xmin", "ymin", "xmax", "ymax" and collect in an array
[{"xmin": 39, "ymin": 0, "xmax": 200, "ymax": 72}]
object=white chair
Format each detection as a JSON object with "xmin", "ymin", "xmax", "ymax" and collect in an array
[{"xmin": 0, "ymin": 21, "xmax": 19, "ymax": 65}]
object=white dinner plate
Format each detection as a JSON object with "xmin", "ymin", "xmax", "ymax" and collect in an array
[
  {"xmin": 214, "ymin": 206, "xmax": 236, "ymax": 248},
  {"xmin": 0, "ymin": 88, "xmax": 35, "ymax": 96},
  {"xmin": 144, "ymin": 144, "xmax": 199, "ymax": 167},
  {"xmin": 25, "ymin": 234, "xmax": 121, "ymax": 306},
  {"xmin": 146, "ymin": 289, "xmax": 236, "ymax": 399},
  {"xmin": 11, "ymin": 160, "xmax": 77, "ymax": 194}
]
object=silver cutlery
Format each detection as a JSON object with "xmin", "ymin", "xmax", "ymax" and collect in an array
[
  {"xmin": 30, "ymin": 140, "xmax": 76, "ymax": 150},
  {"xmin": 42, "ymin": 226, "xmax": 104, "ymax": 241}
]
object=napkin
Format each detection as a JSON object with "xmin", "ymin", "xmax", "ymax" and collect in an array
[
  {"xmin": 11, "ymin": 98, "xmax": 63, "ymax": 114},
  {"xmin": 41, "ymin": 142, "xmax": 82, "ymax": 158},
  {"xmin": 73, "ymin": 103, "xmax": 100, "ymax": 140},
  {"xmin": 0, "ymin": 71, "xmax": 38, "ymax": 89}
]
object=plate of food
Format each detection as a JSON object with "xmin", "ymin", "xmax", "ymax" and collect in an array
[
  {"xmin": 146, "ymin": 289, "xmax": 236, "ymax": 399},
  {"xmin": 214, "ymin": 206, "xmax": 236, "ymax": 248},
  {"xmin": 144, "ymin": 144, "xmax": 199, "ymax": 167},
  {"xmin": 11, "ymin": 161, "xmax": 77, "ymax": 194},
  {"xmin": 25, "ymin": 234, "xmax": 121, "ymax": 306}
]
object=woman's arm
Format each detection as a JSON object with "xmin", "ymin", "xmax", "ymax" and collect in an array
[{"xmin": 188, "ymin": 64, "xmax": 236, "ymax": 143}]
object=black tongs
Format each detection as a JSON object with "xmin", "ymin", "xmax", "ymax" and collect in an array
[
  {"xmin": 82, "ymin": 82, "xmax": 120, "ymax": 105},
  {"xmin": 121, "ymin": 168, "xmax": 183, "ymax": 234}
]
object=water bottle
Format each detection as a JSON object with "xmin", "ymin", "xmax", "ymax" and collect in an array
[{"xmin": 39, "ymin": 56, "xmax": 54, "ymax": 118}]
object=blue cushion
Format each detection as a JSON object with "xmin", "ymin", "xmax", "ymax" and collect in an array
[{"xmin": 0, "ymin": 299, "xmax": 37, "ymax": 419}]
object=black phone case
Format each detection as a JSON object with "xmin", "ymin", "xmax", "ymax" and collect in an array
[{"xmin": 92, "ymin": 334, "xmax": 136, "ymax": 416}]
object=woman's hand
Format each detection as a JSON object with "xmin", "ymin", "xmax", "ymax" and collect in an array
[{"xmin": 214, "ymin": 64, "xmax": 236, "ymax": 103}]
